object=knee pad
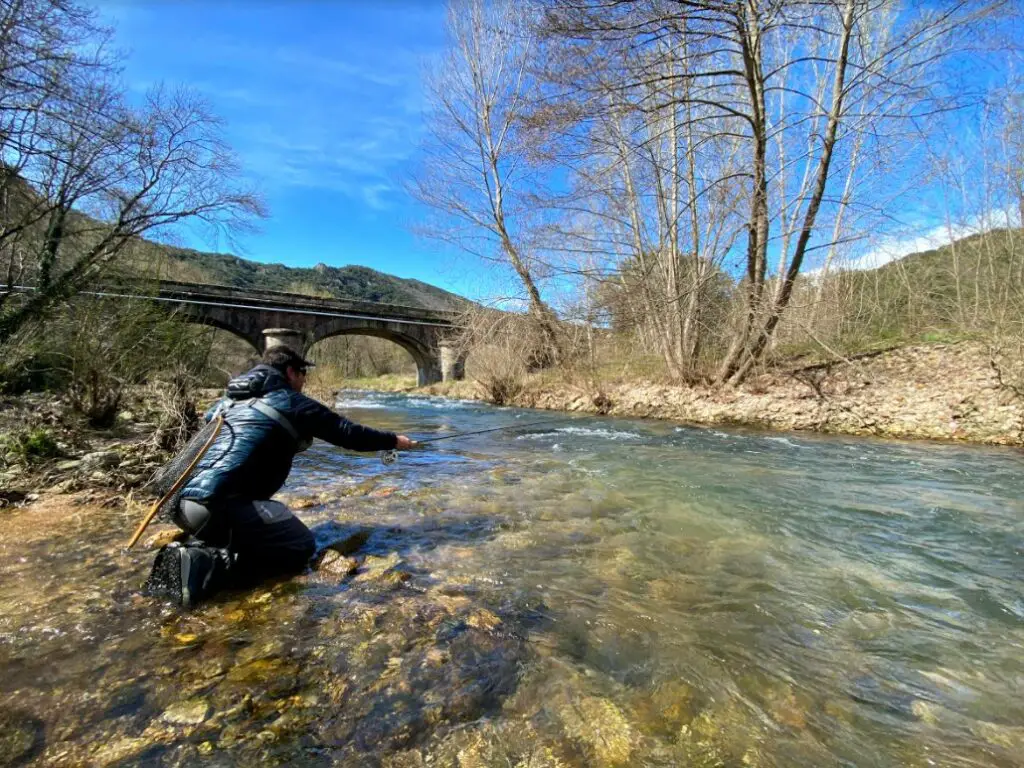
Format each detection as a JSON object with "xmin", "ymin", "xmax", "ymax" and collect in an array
[{"xmin": 174, "ymin": 499, "xmax": 212, "ymax": 536}]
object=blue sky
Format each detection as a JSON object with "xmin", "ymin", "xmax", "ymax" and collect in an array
[
  {"xmin": 99, "ymin": 2, "xmax": 1022, "ymax": 305},
  {"xmin": 100, "ymin": 0, "xmax": 491, "ymax": 299}
]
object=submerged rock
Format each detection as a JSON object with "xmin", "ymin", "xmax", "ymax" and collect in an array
[
  {"xmin": 320, "ymin": 529, "xmax": 371, "ymax": 556},
  {"xmin": 161, "ymin": 698, "xmax": 211, "ymax": 726},
  {"xmin": 973, "ymin": 720, "xmax": 1024, "ymax": 752},
  {"xmin": 90, "ymin": 736, "xmax": 155, "ymax": 767},
  {"xmin": 633, "ymin": 679, "xmax": 698, "ymax": 737},
  {"xmin": 764, "ymin": 683, "xmax": 808, "ymax": 729},
  {"xmin": 353, "ymin": 552, "xmax": 412, "ymax": 588},
  {"xmin": 910, "ymin": 699, "xmax": 938, "ymax": 725},
  {"xmin": 465, "ymin": 608, "xmax": 502, "ymax": 632},
  {"xmin": 0, "ymin": 710, "xmax": 41, "ymax": 766},
  {"xmin": 423, "ymin": 719, "xmax": 570, "ymax": 768},
  {"xmin": 678, "ymin": 696, "xmax": 762, "ymax": 765},
  {"xmin": 558, "ymin": 695, "xmax": 635, "ymax": 766}
]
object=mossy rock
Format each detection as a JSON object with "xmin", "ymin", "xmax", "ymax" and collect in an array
[
  {"xmin": 558, "ymin": 695, "xmax": 634, "ymax": 766},
  {"xmin": 633, "ymin": 679, "xmax": 698, "ymax": 738},
  {"xmin": 0, "ymin": 710, "xmax": 42, "ymax": 766},
  {"xmin": 161, "ymin": 698, "xmax": 211, "ymax": 726}
]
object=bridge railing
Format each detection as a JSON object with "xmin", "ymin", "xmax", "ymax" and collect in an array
[
  {"xmin": 152, "ymin": 279, "xmax": 462, "ymax": 318},
  {"xmin": 2, "ymin": 280, "xmax": 465, "ymax": 325}
]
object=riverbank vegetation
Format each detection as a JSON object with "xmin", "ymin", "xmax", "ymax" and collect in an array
[
  {"xmin": 414, "ymin": 0, "xmax": 1024, "ymax": 391},
  {"xmin": 0, "ymin": 0, "xmax": 259, "ymax": 498}
]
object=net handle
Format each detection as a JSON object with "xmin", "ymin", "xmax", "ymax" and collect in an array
[{"xmin": 125, "ymin": 416, "xmax": 225, "ymax": 549}]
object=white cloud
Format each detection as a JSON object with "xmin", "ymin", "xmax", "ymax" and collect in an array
[
  {"xmin": 361, "ymin": 183, "xmax": 395, "ymax": 210},
  {"xmin": 837, "ymin": 205, "xmax": 1021, "ymax": 272}
]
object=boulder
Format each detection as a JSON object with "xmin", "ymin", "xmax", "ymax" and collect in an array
[{"xmin": 82, "ymin": 451, "xmax": 120, "ymax": 470}]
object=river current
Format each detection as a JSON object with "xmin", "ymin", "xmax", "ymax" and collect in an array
[{"xmin": 0, "ymin": 392, "xmax": 1022, "ymax": 766}]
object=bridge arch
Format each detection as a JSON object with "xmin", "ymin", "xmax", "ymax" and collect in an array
[
  {"xmin": 311, "ymin": 320, "xmax": 441, "ymax": 386},
  {"xmin": 81, "ymin": 279, "xmax": 467, "ymax": 384},
  {"xmin": 173, "ymin": 312, "xmax": 263, "ymax": 353}
]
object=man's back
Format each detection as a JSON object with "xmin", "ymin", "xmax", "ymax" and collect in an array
[{"xmin": 181, "ymin": 364, "xmax": 396, "ymax": 503}]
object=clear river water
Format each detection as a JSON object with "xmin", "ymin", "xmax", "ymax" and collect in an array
[{"xmin": 0, "ymin": 392, "xmax": 1022, "ymax": 767}]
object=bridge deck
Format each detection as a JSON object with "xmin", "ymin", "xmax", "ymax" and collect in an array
[{"xmin": 3, "ymin": 280, "xmax": 463, "ymax": 326}]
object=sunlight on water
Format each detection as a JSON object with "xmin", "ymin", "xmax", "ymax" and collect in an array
[{"xmin": 1, "ymin": 391, "xmax": 1023, "ymax": 766}]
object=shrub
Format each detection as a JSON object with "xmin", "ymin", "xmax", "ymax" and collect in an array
[
  {"xmin": 451, "ymin": 308, "xmax": 542, "ymax": 406},
  {"xmin": 0, "ymin": 427, "xmax": 62, "ymax": 467},
  {"xmin": 5, "ymin": 296, "xmax": 220, "ymax": 428}
]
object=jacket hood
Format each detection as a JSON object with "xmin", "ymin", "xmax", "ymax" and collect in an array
[{"xmin": 226, "ymin": 365, "xmax": 291, "ymax": 400}]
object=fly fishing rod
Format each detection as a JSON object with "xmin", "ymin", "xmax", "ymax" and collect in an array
[{"xmin": 380, "ymin": 416, "xmax": 578, "ymax": 464}]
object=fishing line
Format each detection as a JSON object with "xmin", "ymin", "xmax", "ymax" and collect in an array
[
  {"xmin": 379, "ymin": 415, "xmax": 580, "ymax": 465},
  {"xmin": 417, "ymin": 417, "xmax": 578, "ymax": 444}
]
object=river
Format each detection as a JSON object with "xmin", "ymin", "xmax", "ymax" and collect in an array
[{"xmin": 1, "ymin": 392, "xmax": 1022, "ymax": 766}]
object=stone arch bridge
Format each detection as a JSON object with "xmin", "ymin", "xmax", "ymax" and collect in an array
[{"xmin": 88, "ymin": 280, "xmax": 467, "ymax": 385}]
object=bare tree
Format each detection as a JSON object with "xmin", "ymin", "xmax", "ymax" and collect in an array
[
  {"xmin": 412, "ymin": 0, "xmax": 564, "ymax": 362},
  {"xmin": 534, "ymin": 19, "xmax": 746, "ymax": 380},
  {"xmin": 0, "ymin": 0, "xmax": 263, "ymax": 346},
  {"xmin": 539, "ymin": 0, "xmax": 1001, "ymax": 384}
]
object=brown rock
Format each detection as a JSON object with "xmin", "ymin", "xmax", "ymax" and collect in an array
[
  {"xmin": 315, "ymin": 550, "xmax": 363, "ymax": 577},
  {"xmin": 466, "ymin": 609, "xmax": 502, "ymax": 631}
]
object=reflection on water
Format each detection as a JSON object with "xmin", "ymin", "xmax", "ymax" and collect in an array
[{"xmin": 1, "ymin": 390, "xmax": 1023, "ymax": 766}]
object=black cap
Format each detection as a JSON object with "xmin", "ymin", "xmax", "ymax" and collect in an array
[{"xmin": 262, "ymin": 346, "xmax": 316, "ymax": 373}]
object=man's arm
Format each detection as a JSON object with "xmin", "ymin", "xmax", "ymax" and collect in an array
[{"xmin": 292, "ymin": 394, "xmax": 400, "ymax": 452}]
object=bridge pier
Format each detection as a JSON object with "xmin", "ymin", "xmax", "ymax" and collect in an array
[
  {"xmin": 419, "ymin": 359, "xmax": 442, "ymax": 387},
  {"xmin": 263, "ymin": 328, "xmax": 309, "ymax": 354},
  {"xmin": 440, "ymin": 343, "xmax": 466, "ymax": 382}
]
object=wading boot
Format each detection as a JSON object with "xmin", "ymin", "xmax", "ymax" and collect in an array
[{"xmin": 146, "ymin": 542, "xmax": 231, "ymax": 608}]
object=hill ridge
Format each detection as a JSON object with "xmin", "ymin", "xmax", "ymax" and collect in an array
[{"xmin": 122, "ymin": 242, "xmax": 470, "ymax": 312}]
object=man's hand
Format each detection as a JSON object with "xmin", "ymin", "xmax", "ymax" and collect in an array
[{"xmin": 395, "ymin": 435, "xmax": 417, "ymax": 450}]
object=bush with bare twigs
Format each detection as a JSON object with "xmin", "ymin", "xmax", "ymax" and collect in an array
[
  {"xmin": 1, "ymin": 297, "xmax": 216, "ymax": 431},
  {"xmin": 452, "ymin": 308, "xmax": 559, "ymax": 405}
]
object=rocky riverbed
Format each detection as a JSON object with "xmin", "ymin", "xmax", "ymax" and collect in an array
[
  {"xmin": 3, "ymin": 388, "xmax": 1024, "ymax": 766},
  {"xmin": 0, "ymin": 482, "xmax": 788, "ymax": 768}
]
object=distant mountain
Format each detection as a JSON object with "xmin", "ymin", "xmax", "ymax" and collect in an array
[{"xmin": 119, "ymin": 242, "xmax": 471, "ymax": 312}]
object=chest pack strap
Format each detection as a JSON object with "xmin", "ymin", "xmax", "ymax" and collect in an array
[
  {"xmin": 215, "ymin": 397, "xmax": 311, "ymax": 451},
  {"xmin": 247, "ymin": 398, "xmax": 301, "ymax": 442}
]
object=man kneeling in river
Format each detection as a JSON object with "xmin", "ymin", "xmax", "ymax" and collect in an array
[{"xmin": 146, "ymin": 346, "xmax": 414, "ymax": 607}]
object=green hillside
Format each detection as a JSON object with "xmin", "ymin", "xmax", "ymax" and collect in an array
[
  {"xmin": 115, "ymin": 240, "xmax": 470, "ymax": 312},
  {"xmin": 807, "ymin": 226, "xmax": 1024, "ymax": 347}
]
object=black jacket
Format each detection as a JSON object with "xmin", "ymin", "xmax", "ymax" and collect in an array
[{"xmin": 180, "ymin": 365, "xmax": 397, "ymax": 503}]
